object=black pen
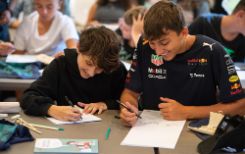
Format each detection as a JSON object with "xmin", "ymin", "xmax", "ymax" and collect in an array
[
  {"xmin": 116, "ymin": 100, "xmax": 142, "ymax": 119},
  {"xmin": 65, "ymin": 96, "xmax": 83, "ymax": 119},
  {"xmin": 65, "ymin": 96, "xmax": 74, "ymax": 107}
]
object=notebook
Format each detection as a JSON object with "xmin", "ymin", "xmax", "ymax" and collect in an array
[
  {"xmin": 47, "ymin": 107, "xmax": 101, "ymax": 125},
  {"xmin": 34, "ymin": 138, "xmax": 98, "ymax": 154}
]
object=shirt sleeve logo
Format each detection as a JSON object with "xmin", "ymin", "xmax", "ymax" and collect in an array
[
  {"xmin": 229, "ymin": 75, "xmax": 239, "ymax": 83},
  {"xmin": 202, "ymin": 42, "xmax": 215, "ymax": 51},
  {"xmin": 224, "ymin": 54, "xmax": 236, "ymax": 75}
]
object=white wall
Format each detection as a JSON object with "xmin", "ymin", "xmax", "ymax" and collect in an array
[{"xmin": 70, "ymin": 0, "xmax": 96, "ymax": 25}]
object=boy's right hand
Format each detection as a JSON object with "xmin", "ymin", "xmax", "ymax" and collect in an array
[
  {"xmin": 119, "ymin": 102, "xmax": 138, "ymax": 127},
  {"xmin": 47, "ymin": 105, "xmax": 82, "ymax": 121}
]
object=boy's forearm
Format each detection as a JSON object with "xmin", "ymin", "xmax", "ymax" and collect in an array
[
  {"xmin": 12, "ymin": 49, "xmax": 26, "ymax": 54},
  {"xmin": 186, "ymin": 98, "xmax": 245, "ymax": 119},
  {"xmin": 66, "ymin": 39, "xmax": 78, "ymax": 49},
  {"xmin": 21, "ymin": 91, "xmax": 54, "ymax": 116},
  {"xmin": 120, "ymin": 88, "xmax": 139, "ymax": 108}
]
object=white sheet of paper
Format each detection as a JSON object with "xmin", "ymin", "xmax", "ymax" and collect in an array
[
  {"xmin": 6, "ymin": 54, "xmax": 38, "ymax": 63},
  {"xmin": 237, "ymin": 71, "xmax": 245, "ymax": 88},
  {"xmin": 237, "ymin": 71, "xmax": 245, "ymax": 79},
  {"xmin": 121, "ymin": 110, "xmax": 186, "ymax": 149},
  {"xmin": 47, "ymin": 110, "xmax": 101, "ymax": 125},
  {"xmin": 6, "ymin": 54, "xmax": 54, "ymax": 64},
  {"xmin": 235, "ymin": 63, "xmax": 245, "ymax": 71}
]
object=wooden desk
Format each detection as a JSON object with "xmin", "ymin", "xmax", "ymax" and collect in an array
[{"xmin": 3, "ymin": 110, "xmax": 201, "ymax": 154}]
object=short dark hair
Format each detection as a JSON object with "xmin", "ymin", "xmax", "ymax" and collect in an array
[
  {"xmin": 78, "ymin": 26, "xmax": 121, "ymax": 73},
  {"xmin": 144, "ymin": 0, "xmax": 185, "ymax": 40},
  {"xmin": 232, "ymin": 0, "xmax": 245, "ymax": 14}
]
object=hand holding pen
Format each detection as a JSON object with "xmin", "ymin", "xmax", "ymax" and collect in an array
[
  {"xmin": 65, "ymin": 96, "xmax": 83, "ymax": 118},
  {"xmin": 47, "ymin": 97, "xmax": 82, "ymax": 121},
  {"xmin": 118, "ymin": 100, "xmax": 141, "ymax": 126},
  {"xmin": 117, "ymin": 100, "xmax": 142, "ymax": 119}
]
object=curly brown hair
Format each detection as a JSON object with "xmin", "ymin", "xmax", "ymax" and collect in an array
[{"xmin": 78, "ymin": 26, "xmax": 121, "ymax": 73}]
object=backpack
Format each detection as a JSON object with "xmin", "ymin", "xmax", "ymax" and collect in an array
[{"xmin": 198, "ymin": 115, "xmax": 245, "ymax": 154}]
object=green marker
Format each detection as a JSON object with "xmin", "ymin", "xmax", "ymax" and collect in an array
[{"xmin": 105, "ymin": 127, "xmax": 111, "ymax": 140}]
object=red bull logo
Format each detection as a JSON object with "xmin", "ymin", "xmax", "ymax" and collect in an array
[
  {"xmin": 187, "ymin": 58, "xmax": 208, "ymax": 65},
  {"xmin": 231, "ymin": 83, "xmax": 241, "ymax": 90}
]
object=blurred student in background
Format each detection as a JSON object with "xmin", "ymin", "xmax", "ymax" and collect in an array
[
  {"xmin": 9, "ymin": 0, "xmax": 71, "ymax": 29},
  {"xmin": 0, "ymin": 0, "xmax": 15, "ymax": 55},
  {"xmin": 13, "ymin": 0, "xmax": 78, "ymax": 56},
  {"xmin": 189, "ymin": 0, "xmax": 245, "ymax": 62},
  {"xmin": 117, "ymin": 6, "xmax": 146, "ymax": 61},
  {"xmin": 0, "ymin": 0, "xmax": 11, "ymax": 42},
  {"xmin": 86, "ymin": 0, "xmax": 137, "ymax": 26}
]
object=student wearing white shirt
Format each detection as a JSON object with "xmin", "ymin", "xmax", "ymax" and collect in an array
[{"xmin": 14, "ymin": 0, "xmax": 78, "ymax": 56}]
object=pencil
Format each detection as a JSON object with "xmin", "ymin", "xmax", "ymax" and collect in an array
[
  {"xmin": 116, "ymin": 100, "xmax": 142, "ymax": 119},
  {"xmin": 14, "ymin": 117, "xmax": 42, "ymax": 134},
  {"xmin": 30, "ymin": 123, "xmax": 64, "ymax": 131},
  {"xmin": 105, "ymin": 127, "xmax": 111, "ymax": 140}
]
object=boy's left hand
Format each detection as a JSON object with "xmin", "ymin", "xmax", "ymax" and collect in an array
[
  {"xmin": 77, "ymin": 102, "xmax": 107, "ymax": 115},
  {"xmin": 158, "ymin": 97, "xmax": 188, "ymax": 120}
]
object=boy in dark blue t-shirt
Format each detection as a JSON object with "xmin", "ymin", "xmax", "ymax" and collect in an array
[{"xmin": 119, "ymin": 0, "xmax": 245, "ymax": 126}]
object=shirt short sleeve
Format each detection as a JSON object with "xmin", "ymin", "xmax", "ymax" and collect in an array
[
  {"xmin": 211, "ymin": 43, "xmax": 245, "ymax": 103},
  {"xmin": 14, "ymin": 18, "xmax": 28, "ymax": 50},
  {"xmin": 61, "ymin": 15, "xmax": 79, "ymax": 42}
]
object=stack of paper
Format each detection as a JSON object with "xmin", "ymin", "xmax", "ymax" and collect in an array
[
  {"xmin": 0, "ymin": 102, "xmax": 20, "ymax": 113},
  {"xmin": 121, "ymin": 110, "xmax": 186, "ymax": 149},
  {"xmin": 6, "ymin": 54, "xmax": 38, "ymax": 63}
]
